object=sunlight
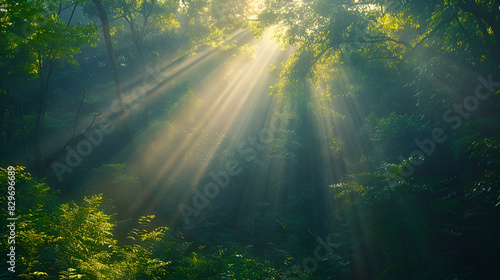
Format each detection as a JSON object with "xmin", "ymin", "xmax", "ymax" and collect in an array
[
  {"xmin": 5, "ymin": 0, "xmax": 500, "ymax": 278},
  {"xmin": 119, "ymin": 28, "xmax": 293, "ymax": 218}
]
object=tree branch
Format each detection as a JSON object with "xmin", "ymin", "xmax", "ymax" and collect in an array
[
  {"xmin": 455, "ymin": 16, "xmax": 471, "ymax": 41},
  {"xmin": 72, "ymin": 91, "xmax": 85, "ymax": 139},
  {"xmin": 67, "ymin": 2, "xmax": 78, "ymax": 26},
  {"xmin": 141, "ymin": 0, "xmax": 155, "ymax": 38},
  {"xmin": 366, "ymin": 36, "xmax": 413, "ymax": 49},
  {"xmin": 364, "ymin": 56, "xmax": 402, "ymax": 62},
  {"xmin": 44, "ymin": 111, "xmax": 102, "ymax": 172},
  {"xmin": 403, "ymin": 13, "xmax": 458, "ymax": 59}
]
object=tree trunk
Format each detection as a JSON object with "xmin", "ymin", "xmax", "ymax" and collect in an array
[
  {"xmin": 92, "ymin": 0, "xmax": 151, "ymax": 198},
  {"xmin": 34, "ymin": 58, "xmax": 52, "ymax": 176}
]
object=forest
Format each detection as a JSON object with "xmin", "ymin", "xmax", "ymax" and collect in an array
[{"xmin": 1, "ymin": 0, "xmax": 500, "ymax": 279}]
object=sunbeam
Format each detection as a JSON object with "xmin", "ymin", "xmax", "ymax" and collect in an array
[
  {"xmin": 114, "ymin": 28, "xmax": 294, "ymax": 219},
  {"xmin": 4, "ymin": 0, "xmax": 500, "ymax": 278}
]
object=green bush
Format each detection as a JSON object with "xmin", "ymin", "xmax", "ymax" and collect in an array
[{"xmin": 1, "ymin": 167, "xmax": 287, "ymax": 279}]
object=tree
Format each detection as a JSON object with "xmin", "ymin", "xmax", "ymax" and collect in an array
[
  {"xmin": 0, "ymin": 0, "xmax": 97, "ymax": 175},
  {"xmin": 84, "ymin": 0, "xmax": 179, "ymax": 69},
  {"xmin": 255, "ymin": 0, "xmax": 499, "ymax": 99},
  {"xmin": 91, "ymin": 0, "xmax": 151, "ymax": 198}
]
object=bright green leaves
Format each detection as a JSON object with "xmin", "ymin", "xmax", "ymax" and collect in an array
[
  {"xmin": 0, "ymin": 168, "xmax": 171, "ymax": 279},
  {"xmin": 55, "ymin": 194, "xmax": 116, "ymax": 271},
  {"xmin": 59, "ymin": 268, "xmax": 85, "ymax": 279},
  {"xmin": 114, "ymin": 215, "xmax": 170, "ymax": 279},
  {"xmin": 53, "ymin": 206, "xmax": 171, "ymax": 279},
  {"xmin": 176, "ymin": 0, "xmax": 252, "ymax": 53},
  {"xmin": 170, "ymin": 244, "xmax": 284, "ymax": 279},
  {"xmin": 0, "ymin": 0, "xmax": 97, "ymax": 79},
  {"xmin": 256, "ymin": 0, "xmax": 500, "ymax": 102}
]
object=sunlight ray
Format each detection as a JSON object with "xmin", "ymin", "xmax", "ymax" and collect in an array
[{"xmin": 134, "ymin": 31, "xmax": 289, "ymax": 214}]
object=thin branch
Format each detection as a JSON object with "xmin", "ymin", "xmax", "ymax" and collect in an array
[
  {"xmin": 176, "ymin": 16, "xmax": 190, "ymax": 49},
  {"xmin": 86, "ymin": 111, "xmax": 103, "ymax": 132},
  {"xmin": 120, "ymin": 0, "xmax": 136, "ymax": 30},
  {"xmin": 57, "ymin": 4, "xmax": 74, "ymax": 13},
  {"xmin": 141, "ymin": 0, "xmax": 155, "ymax": 38},
  {"xmin": 403, "ymin": 13, "xmax": 458, "ymax": 59},
  {"xmin": 39, "ymin": 59, "xmax": 54, "ymax": 139},
  {"xmin": 72, "ymin": 91, "xmax": 86, "ymax": 139},
  {"xmin": 44, "ymin": 110, "xmax": 102, "ymax": 170},
  {"xmin": 414, "ymin": 13, "xmax": 458, "ymax": 50},
  {"xmin": 455, "ymin": 16, "xmax": 471, "ymax": 41},
  {"xmin": 457, "ymin": 1, "xmax": 498, "ymax": 36},
  {"xmin": 109, "ymin": 15, "xmax": 128, "ymax": 24},
  {"xmin": 468, "ymin": 14, "xmax": 491, "ymax": 44},
  {"xmin": 339, "ymin": 36, "xmax": 412, "ymax": 49},
  {"xmin": 15, "ymin": 87, "xmax": 30, "ymax": 161},
  {"xmin": 364, "ymin": 56, "xmax": 402, "ymax": 62},
  {"xmin": 67, "ymin": 2, "xmax": 78, "ymax": 26},
  {"xmin": 366, "ymin": 36, "xmax": 413, "ymax": 49}
]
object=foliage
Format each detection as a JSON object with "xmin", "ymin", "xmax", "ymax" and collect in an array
[
  {"xmin": 1, "ymin": 167, "xmax": 290, "ymax": 279},
  {"xmin": 373, "ymin": 112, "xmax": 432, "ymax": 161},
  {"xmin": 1, "ymin": 1, "xmax": 500, "ymax": 279},
  {"xmin": 1, "ymin": 0, "xmax": 98, "ymax": 77},
  {"xmin": 177, "ymin": 0, "xmax": 251, "ymax": 52},
  {"xmin": 0, "ymin": 166, "xmax": 58, "ymax": 276},
  {"xmin": 328, "ymin": 146, "xmax": 500, "ymax": 279},
  {"xmin": 83, "ymin": 0, "xmax": 179, "ymax": 65},
  {"xmin": 168, "ymin": 245, "xmax": 284, "ymax": 280}
]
